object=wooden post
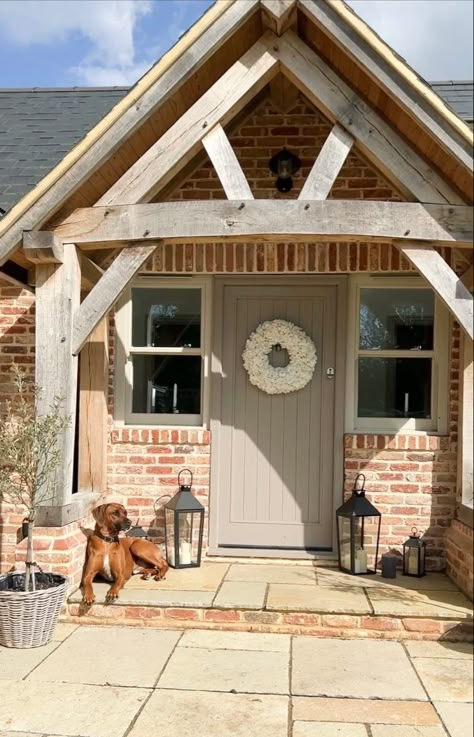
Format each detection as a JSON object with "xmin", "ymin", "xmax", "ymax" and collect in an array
[
  {"xmin": 457, "ymin": 332, "xmax": 473, "ymax": 516},
  {"xmin": 78, "ymin": 318, "xmax": 109, "ymax": 495},
  {"xmin": 35, "ymin": 244, "xmax": 81, "ymax": 506}
]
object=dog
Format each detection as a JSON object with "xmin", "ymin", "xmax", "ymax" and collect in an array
[{"xmin": 81, "ymin": 503, "xmax": 169, "ymax": 604}]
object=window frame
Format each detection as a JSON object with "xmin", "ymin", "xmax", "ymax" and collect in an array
[
  {"xmin": 345, "ymin": 275, "xmax": 449, "ymax": 434},
  {"xmin": 114, "ymin": 276, "xmax": 212, "ymax": 427}
]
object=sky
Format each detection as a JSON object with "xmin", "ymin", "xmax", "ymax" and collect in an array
[{"xmin": 0, "ymin": 0, "xmax": 472, "ymax": 88}]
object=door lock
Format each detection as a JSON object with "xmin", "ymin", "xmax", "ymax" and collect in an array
[{"xmin": 326, "ymin": 368, "xmax": 335, "ymax": 378}]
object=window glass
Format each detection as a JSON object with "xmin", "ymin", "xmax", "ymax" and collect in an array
[
  {"xmin": 358, "ymin": 357, "xmax": 432, "ymax": 418},
  {"xmin": 359, "ymin": 289, "xmax": 434, "ymax": 350},
  {"xmin": 132, "ymin": 355, "xmax": 202, "ymax": 414},
  {"xmin": 131, "ymin": 288, "xmax": 201, "ymax": 348}
]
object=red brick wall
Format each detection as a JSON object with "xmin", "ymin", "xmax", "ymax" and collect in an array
[{"xmin": 446, "ymin": 520, "xmax": 473, "ymax": 599}]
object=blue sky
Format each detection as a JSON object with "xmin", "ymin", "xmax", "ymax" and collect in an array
[{"xmin": 0, "ymin": 0, "xmax": 472, "ymax": 88}]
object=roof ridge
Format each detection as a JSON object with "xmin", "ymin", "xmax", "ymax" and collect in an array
[{"xmin": 0, "ymin": 87, "xmax": 131, "ymax": 93}]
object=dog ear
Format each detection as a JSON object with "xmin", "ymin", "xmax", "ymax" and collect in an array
[{"xmin": 93, "ymin": 504, "xmax": 108, "ymax": 527}]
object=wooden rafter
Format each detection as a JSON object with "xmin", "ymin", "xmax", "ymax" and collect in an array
[
  {"xmin": 261, "ymin": 0, "xmax": 296, "ymax": 35},
  {"xmin": 397, "ymin": 242, "xmax": 474, "ymax": 340},
  {"xmin": 96, "ymin": 34, "xmax": 279, "ymax": 206},
  {"xmin": 461, "ymin": 264, "xmax": 474, "ymax": 293},
  {"xmin": 23, "ymin": 231, "xmax": 64, "ymax": 264},
  {"xmin": 202, "ymin": 124, "xmax": 254, "ymax": 199},
  {"xmin": 81, "ymin": 255, "xmax": 104, "ymax": 290},
  {"xmin": 52, "ymin": 201, "xmax": 473, "ymax": 248},
  {"xmin": 299, "ymin": 123, "xmax": 354, "ymax": 200}
]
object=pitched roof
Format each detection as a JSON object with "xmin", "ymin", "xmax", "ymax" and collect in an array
[{"xmin": 430, "ymin": 81, "xmax": 473, "ymax": 124}]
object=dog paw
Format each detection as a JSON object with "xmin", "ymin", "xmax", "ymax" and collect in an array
[
  {"xmin": 105, "ymin": 590, "xmax": 119, "ymax": 603},
  {"xmin": 82, "ymin": 594, "xmax": 95, "ymax": 605}
]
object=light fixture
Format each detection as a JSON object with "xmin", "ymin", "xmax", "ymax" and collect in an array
[{"xmin": 269, "ymin": 148, "xmax": 301, "ymax": 192}]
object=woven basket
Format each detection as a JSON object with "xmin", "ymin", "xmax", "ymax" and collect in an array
[{"xmin": 0, "ymin": 572, "xmax": 68, "ymax": 648}]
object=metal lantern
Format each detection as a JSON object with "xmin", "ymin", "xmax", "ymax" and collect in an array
[
  {"xmin": 336, "ymin": 473, "xmax": 381, "ymax": 575},
  {"xmin": 164, "ymin": 469, "xmax": 204, "ymax": 569},
  {"xmin": 269, "ymin": 148, "xmax": 301, "ymax": 192},
  {"xmin": 126, "ymin": 521, "xmax": 150, "ymax": 540},
  {"xmin": 403, "ymin": 528, "xmax": 426, "ymax": 577}
]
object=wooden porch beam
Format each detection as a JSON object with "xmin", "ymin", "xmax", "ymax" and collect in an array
[
  {"xmin": 202, "ymin": 124, "xmax": 254, "ymax": 199},
  {"xmin": 461, "ymin": 264, "xmax": 474, "ymax": 292},
  {"xmin": 81, "ymin": 254, "xmax": 104, "ymax": 290},
  {"xmin": 397, "ymin": 242, "xmax": 474, "ymax": 340},
  {"xmin": 299, "ymin": 123, "xmax": 354, "ymax": 200},
  {"xmin": 72, "ymin": 243, "xmax": 156, "ymax": 355},
  {"xmin": 278, "ymin": 31, "xmax": 464, "ymax": 205},
  {"xmin": 261, "ymin": 0, "xmax": 296, "ymax": 35},
  {"xmin": 96, "ymin": 34, "xmax": 279, "ymax": 206},
  {"xmin": 457, "ymin": 334, "xmax": 473, "ymax": 515},
  {"xmin": 23, "ymin": 230, "xmax": 64, "ymax": 264},
  {"xmin": 53, "ymin": 200, "xmax": 473, "ymax": 248}
]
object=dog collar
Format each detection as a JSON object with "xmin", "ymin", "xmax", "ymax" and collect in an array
[{"xmin": 96, "ymin": 530, "xmax": 120, "ymax": 544}]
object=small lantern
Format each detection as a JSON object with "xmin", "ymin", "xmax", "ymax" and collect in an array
[
  {"xmin": 126, "ymin": 520, "xmax": 150, "ymax": 540},
  {"xmin": 336, "ymin": 473, "xmax": 381, "ymax": 575},
  {"xmin": 269, "ymin": 148, "xmax": 301, "ymax": 192},
  {"xmin": 164, "ymin": 469, "xmax": 204, "ymax": 569},
  {"xmin": 403, "ymin": 528, "xmax": 426, "ymax": 577}
]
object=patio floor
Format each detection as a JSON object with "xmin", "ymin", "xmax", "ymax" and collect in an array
[{"xmin": 67, "ymin": 561, "xmax": 473, "ymax": 640}]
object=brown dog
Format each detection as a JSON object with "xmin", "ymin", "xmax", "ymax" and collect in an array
[{"xmin": 82, "ymin": 503, "xmax": 169, "ymax": 604}]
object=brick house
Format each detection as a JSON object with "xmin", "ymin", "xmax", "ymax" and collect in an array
[{"xmin": 0, "ymin": 0, "xmax": 472, "ymax": 613}]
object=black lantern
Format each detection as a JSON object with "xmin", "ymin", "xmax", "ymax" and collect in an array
[
  {"xmin": 269, "ymin": 148, "xmax": 301, "ymax": 192},
  {"xmin": 164, "ymin": 469, "xmax": 204, "ymax": 568},
  {"xmin": 336, "ymin": 474, "xmax": 381, "ymax": 575},
  {"xmin": 126, "ymin": 520, "xmax": 150, "ymax": 540},
  {"xmin": 403, "ymin": 528, "xmax": 426, "ymax": 577}
]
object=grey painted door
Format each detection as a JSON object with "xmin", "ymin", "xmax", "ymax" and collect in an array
[{"xmin": 217, "ymin": 284, "xmax": 337, "ymax": 550}]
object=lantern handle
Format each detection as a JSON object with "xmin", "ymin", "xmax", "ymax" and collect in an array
[
  {"xmin": 352, "ymin": 473, "xmax": 366, "ymax": 493},
  {"xmin": 178, "ymin": 468, "xmax": 193, "ymax": 488},
  {"xmin": 411, "ymin": 526, "xmax": 420, "ymax": 537}
]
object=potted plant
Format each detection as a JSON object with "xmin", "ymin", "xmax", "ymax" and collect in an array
[{"xmin": 0, "ymin": 366, "xmax": 70, "ymax": 648}]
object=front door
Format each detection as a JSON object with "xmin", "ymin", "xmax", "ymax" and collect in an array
[{"xmin": 213, "ymin": 281, "xmax": 340, "ymax": 552}]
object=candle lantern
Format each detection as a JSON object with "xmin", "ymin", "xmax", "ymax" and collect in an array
[
  {"xmin": 403, "ymin": 528, "xmax": 426, "ymax": 577},
  {"xmin": 336, "ymin": 473, "xmax": 381, "ymax": 575},
  {"xmin": 164, "ymin": 469, "xmax": 204, "ymax": 569},
  {"xmin": 126, "ymin": 521, "xmax": 150, "ymax": 540}
]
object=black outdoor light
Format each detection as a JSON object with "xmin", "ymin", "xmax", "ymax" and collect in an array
[
  {"xmin": 269, "ymin": 148, "xmax": 301, "ymax": 192},
  {"xmin": 164, "ymin": 469, "xmax": 204, "ymax": 569},
  {"xmin": 126, "ymin": 521, "xmax": 150, "ymax": 540},
  {"xmin": 336, "ymin": 473, "xmax": 381, "ymax": 575},
  {"xmin": 403, "ymin": 528, "xmax": 426, "ymax": 577}
]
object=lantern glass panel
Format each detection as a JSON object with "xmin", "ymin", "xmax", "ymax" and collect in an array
[
  {"xmin": 405, "ymin": 545, "xmax": 424, "ymax": 576},
  {"xmin": 177, "ymin": 511, "xmax": 201, "ymax": 566},
  {"xmin": 337, "ymin": 516, "xmax": 352, "ymax": 571},
  {"xmin": 165, "ymin": 508, "xmax": 176, "ymax": 567}
]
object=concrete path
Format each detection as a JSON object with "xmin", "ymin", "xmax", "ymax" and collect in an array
[{"xmin": 0, "ymin": 625, "xmax": 472, "ymax": 737}]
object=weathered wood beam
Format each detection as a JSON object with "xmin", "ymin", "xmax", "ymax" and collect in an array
[
  {"xmin": 269, "ymin": 73, "xmax": 300, "ymax": 113},
  {"xmin": 53, "ymin": 201, "xmax": 473, "ymax": 248},
  {"xmin": 23, "ymin": 231, "xmax": 64, "ymax": 264},
  {"xmin": 78, "ymin": 318, "xmax": 109, "ymax": 495},
  {"xmin": 461, "ymin": 264, "xmax": 474, "ymax": 292},
  {"xmin": 261, "ymin": 0, "xmax": 296, "ymax": 34},
  {"xmin": 0, "ymin": 0, "xmax": 260, "ymax": 266},
  {"xmin": 299, "ymin": 123, "xmax": 354, "ymax": 200},
  {"xmin": 81, "ymin": 254, "xmax": 104, "ymax": 290},
  {"xmin": 35, "ymin": 245, "xmax": 81, "ymax": 506},
  {"xmin": 397, "ymin": 242, "xmax": 474, "ymax": 340},
  {"xmin": 202, "ymin": 124, "xmax": 254, "ymax": 199},
  {"xmin": 72, "ymin": 243, "xmax": 156, "ymax": 355},
  {"xmin": 97, "ymin": 34, "xmax": 279, "ymax": 206},
  {"xmin": 298, "ymin": 0, "xmax": 473, "ymax": 174},
  {"xmin": 279, "ymin": 31, "xmax": 464, "ymax": 205},
  {"xmin": 457, "ymin": 334, "xmax": 473, "ymax": 516}
]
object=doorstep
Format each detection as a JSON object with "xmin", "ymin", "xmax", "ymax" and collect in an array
[{"xmin": 64, "ymin": 562, "xmax": 474, "ymax": 641}]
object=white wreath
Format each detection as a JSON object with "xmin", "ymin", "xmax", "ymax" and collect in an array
[{"xmin": 242, "ymin": 319, "xmax": 317, "ymax": 395}]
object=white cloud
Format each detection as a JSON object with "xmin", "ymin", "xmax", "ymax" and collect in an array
[
  {"xmin": 0, "ymin": 0, "xmax": 154, "ymax": 85},
  {"xmin": 347, "ymin": 0, "xmax": 473, "ymax": 80}
]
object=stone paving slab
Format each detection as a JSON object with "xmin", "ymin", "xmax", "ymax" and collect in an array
[
  {"xmin": 178, "ymin": 629, "xmax": 291, "ymax": 652},
  {"xmin": 267, "ymin": 583, "xmax": 371, "ymax": 613},
  {"xmin": 213, "ymin": 581, "xmax": 267, "ymax": 609},
  {"xmin": 158, "ymin": 646, "xmax": 289, "ymax": 694},
  {"xmin": 293, "ymin": 722, "xmax": 368, "ymax": 736},
  {"xmin": 317, "ymin": 569, "xmax": 459, "ymax": 591},
  {"xmin": 69, "ymin": 581, "xmax": 215, "ymax": 607},
  {"xmin": 128, "ymin": 562, "xmax": 229, "ymax": 591},
  {"xmin": 406, "ymin": 641, "xmax": 474, "ymax": 660},
  {"xmin": 292, "ymin": 698, "xmax": 441, "ymax": 725},
  {"xmin": 367, "ymin": 588, "xmax": 473, "ymax": 619},
  {"xmin": 128, "ymin": 689, "xmax": 289, "ymax": 737},
  {"xmin": 28, "ymin": 625, "xmax": 180, "ymax": 687},
  {"xmin": 51, "ymin": 623, "xmax": 79, "ymax": 641},
  {"xmin": 292, "ymin": 638, "xmax": 427, "ymax": 700},
  {"xmin": 411, "ymin": 658, "xmax": 474, "ymax": 702},
  {"xmin": 434, "ymin": 702, "xmax": 474, "ymax": 737},
  {"xmin": 371, "ymin": 727, "xmax": 448, "ymax": 737},
  {"xmin": 0, "ymin": 680, "xmax": 149, "ymax": 737},
  {"xmin": 226, "ymin": 563, "xmax": 317, "ymax": 585},
  {"xmin": 0, "ymin": 641, "xmax": 60, "ymax": 680}
]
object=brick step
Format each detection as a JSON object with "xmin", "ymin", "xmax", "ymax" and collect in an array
[{"xmin": 63, "ymin": 601, "xmax": 473, "ymax": 642}]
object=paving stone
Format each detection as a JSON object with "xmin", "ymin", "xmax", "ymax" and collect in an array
[
  {"xmin": 158, "ymin": 646, "xmax": 289, "ymax": 694},
  {"xmin": 367, "ymin": 588, "xmax": 473, "ymax": 619},
  {"xmin": 0, "ymin": 680, "xmax": 149, "ymax": 737},
  {"xmin": 213, "ymin": 581, "xmax": 267, "ymax": 609},
  {"xmin": 293, "ymin": 722, "xmax": 368, "ymax": 736},
  {"xmin": 292, "ymin": 638, "xmax": 427, "ymax": 700},
  {"xmin": 69, "ymin": 581, "xmax": 215, "ymax": 607},
  {"xmin": 434, "ymin": 702, "xmax": 474, "ymax": 737},
  {"xmin": 406, "ymin": 641, "xmax": 474, "ymax": 660},
  {"xmin": 0, "ymin": 641, "xmax": 60, "ymax": 680},
  {"xmin": 317, "ymin": 570, "xmax": 458, "ymax": 591},
  {"xmin": 226, "ymin": 564, "xmax": 317, "ymax": 585},
  {"xmin": 28, "ymin": 625, "xmax": 180, "ymax": 687},
  {"xmin": 51, "ymin": 622, "xmax": 79, "ymax": 640},
  {"xmin": 292, "ymin": 698, "xmax": 440, "ymax": 725},
  {"xmin": 267, "ymin": 583, "xmax": 370, "ymax": 613},
  {"xmin": 179, "ymin": 629, "xmax": 290, "ymax": 652},
  {"xmin": 127, "ymin": 689, "xmax": 289, "ymax": 737},
  {"xmin": 128, "ymin": 562, "xmax": 229, "ymax": 591},
  {"xmin": 371, "ymin": 727, "xmax": 447, "ymax": 737},
  {"xmin": 411, "ymin": 658, "xmax": 474, "ymax": 702}
]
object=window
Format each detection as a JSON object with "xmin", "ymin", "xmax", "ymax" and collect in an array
[
  {"xmin": 115, "ymin": 279, "xmax": 211, "ymax": 426},
  {"xmin": 346, "ymin": 277, "xmax": 449, "ymax": 432}
]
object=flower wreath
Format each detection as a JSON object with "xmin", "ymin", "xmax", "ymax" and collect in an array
[{"xmin": 242, "ymin": 319, "xmax": 317, "ymax": 395}]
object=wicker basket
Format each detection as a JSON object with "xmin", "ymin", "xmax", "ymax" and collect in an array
[{"xmin": 0, "ymin": 572, "xmax": 68, "ymax": 648}]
